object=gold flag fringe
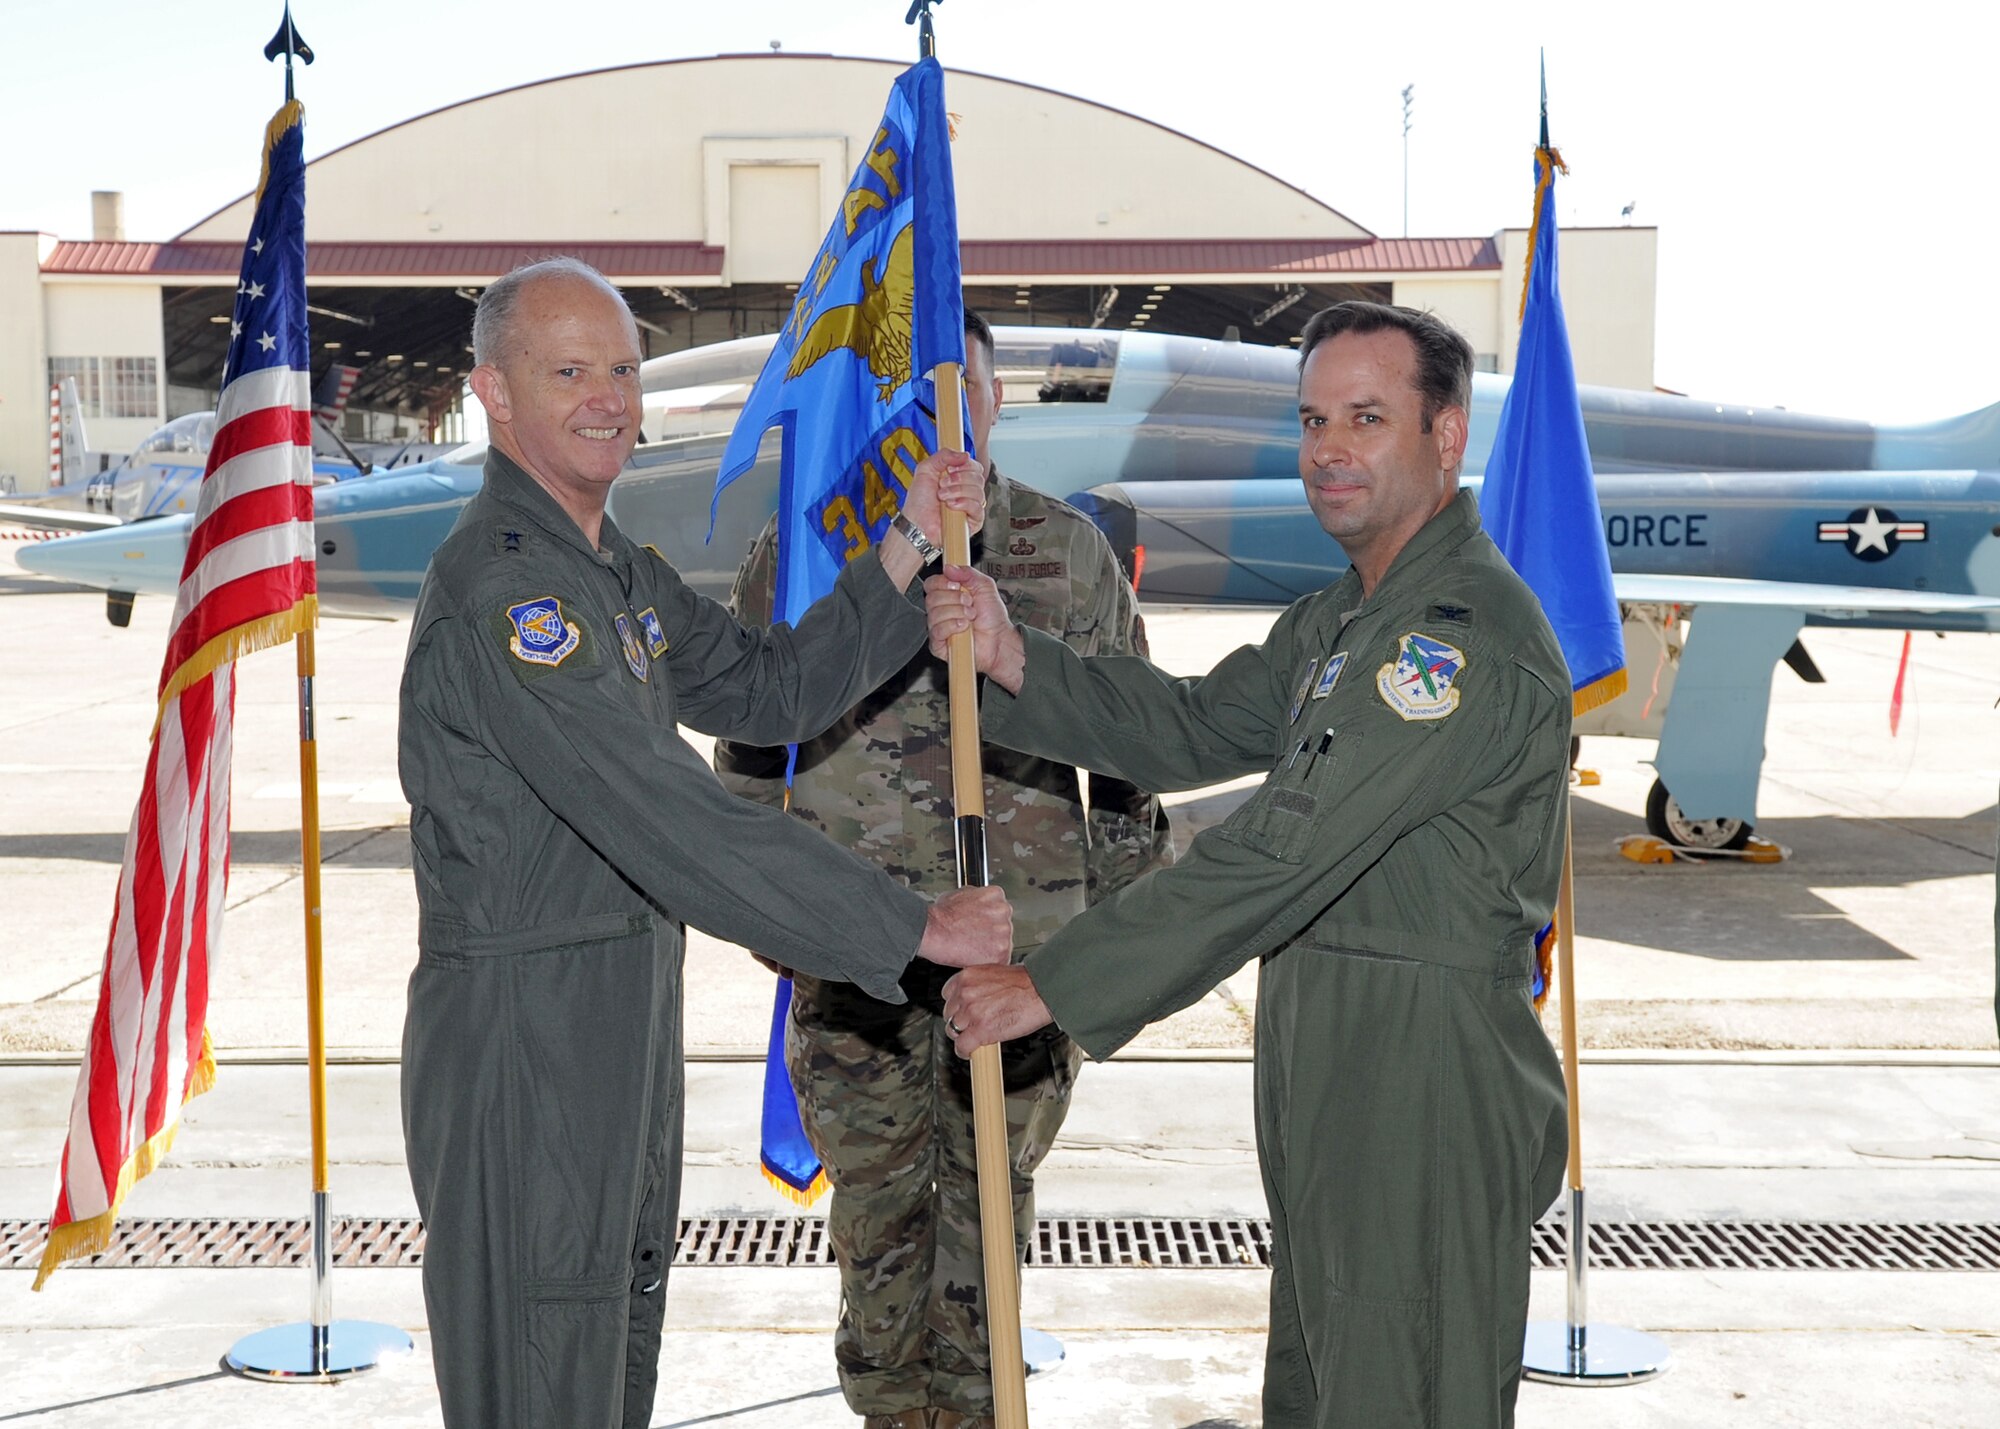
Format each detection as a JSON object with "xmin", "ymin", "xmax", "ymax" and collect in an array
[
  {"xmin": 33, "ymin": 1029, "xmax": 218, "ymax": 1290},
  {"xmin": 1571, "ymin": 667, "xmax": 1628, "ymax": 718},
  {"xmin": 255, "ymin": 100, "xmax": 305, "ymax": 205},
  {"xmin": 1515, "ymin": 147, "xmax": 1568, "ymax": 326},
  {"xmin": 761, "ymin": 1163, "xmax": 831, "ymax": 1208},
  {"xmin": 153, "ymin": 595, "xmax": 317, "ymax": 737}
]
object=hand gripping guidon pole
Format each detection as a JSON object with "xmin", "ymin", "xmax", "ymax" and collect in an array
[{"xmin": 933, "ymin": 360, "xmax": 1032, "ymax": 1429}]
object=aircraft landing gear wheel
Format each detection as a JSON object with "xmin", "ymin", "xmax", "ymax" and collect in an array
[{"xmin": 1645, "ymin": 778, "xmax": 1752, "ymax": 853}]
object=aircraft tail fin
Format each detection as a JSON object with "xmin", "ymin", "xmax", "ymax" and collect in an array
[
  {"xmin": 1874, "ymin": 397, "xmax": 2000, "ymax": 470},
  {"xmin": 52, "ymin": 378, "xmax": 89, "ymax": 489},
  {"xmin": 312, "ymin": 365, "xmax": 360, "ymax": 425}
]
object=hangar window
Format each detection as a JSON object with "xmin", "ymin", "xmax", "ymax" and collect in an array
[
  {"xmin": 48, "ymin": 357, "xmax": 99, "ymax": 416},
  {"xmin": 107, "ymin": 357, "xmax": 160, "ymax": 419},
  {"xmin": 48, "ymin": 356, "xmax": 159, "ymax": 420}
]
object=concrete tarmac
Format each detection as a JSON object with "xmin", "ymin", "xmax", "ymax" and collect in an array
[{"xmin": 1, "ymin": 537, "xmax": 1996, "ymax": 1426}]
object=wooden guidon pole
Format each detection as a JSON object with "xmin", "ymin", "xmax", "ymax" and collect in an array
[
  {"xmin": 1555, "ymin": 800, "xmax": 1587, "ymax": 1342},
  {"xmin": 932, "ymin": 360, "xmax": 1031, "ymax": 1428},
  {"xmin": 1556, "ymin": 802, "xmax": 1583, "ymax": 1193}
]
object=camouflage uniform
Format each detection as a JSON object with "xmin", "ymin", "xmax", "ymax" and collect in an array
[{"xmin": 717, "ymin": 466, "xmax": 1173, "ymax": 1419}]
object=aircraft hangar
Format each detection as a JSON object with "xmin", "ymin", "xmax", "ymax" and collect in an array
[{"xmin": 0, "ymin": 52, "xmax": 1656, "ymax": 492}]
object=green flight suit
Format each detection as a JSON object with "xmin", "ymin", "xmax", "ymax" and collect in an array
[
  {"xmin": 398, "ymin": 450, "xmax": 935, "ymax": 1429},
  {"xmin": 981, "ymin": 490, "xmax": 1572, "ymax": 1428}
]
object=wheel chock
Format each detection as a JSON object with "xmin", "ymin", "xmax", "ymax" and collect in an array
[
  {"xmin": 1572, "ymin": 768, "xmax": 1602, "ymax": 787},
  {"xmin": 1615, "ymin": 833, "xmax": 1793, "ymax": 866},
  {"xmin": 1739, "ymin": 834, "xmax": 1789, "ymax": 864},
  {"xmin": 1616, "ymin": 835, "xmax": 1680, "ymax": 864}
]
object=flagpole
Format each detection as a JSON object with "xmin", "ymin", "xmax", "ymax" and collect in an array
[
  {"xmin": 933, "ymin": 358, "xmax": 1032, "ymax": 1429},
  {"xmin": 1520, "ymin": 796, "xmax": 1668, "ymax": 1384},
  {"xmin": 224, "ymin": 5, "xmax": 410, "ymax": 1381},
  {"xmin": 299, "ymin": 625, "xmax": 334, "ymax": 1359}
]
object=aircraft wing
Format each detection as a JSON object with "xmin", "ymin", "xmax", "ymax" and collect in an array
[
  {"xmin": 0, "ymin": 503, "xmax": 122, "ymax": 533},
  {"xmin": 1612, "ymin": 572, "xmax": 2000, "ymax": 615}
]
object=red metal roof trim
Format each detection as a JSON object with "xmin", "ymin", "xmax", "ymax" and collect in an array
[
  {"xmin": 44, "ymin": 236, "xmax": 1495, "ymax": 281},
  {"xmin": 962, "ymin": 236, "xmax": 1500, "ymax": 276},
  {"xmin": 43, "ymin": 240, "xmax": 725, "ymax": 279}
]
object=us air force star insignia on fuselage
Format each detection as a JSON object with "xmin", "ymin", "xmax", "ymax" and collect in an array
[
  {"xmin": 1377, "ymin": 633, "xmax": 1465, "ymax": 721},
  {"xmin": 1816, "ymin": 507, "xmax": 1927, "ymax": 562}
]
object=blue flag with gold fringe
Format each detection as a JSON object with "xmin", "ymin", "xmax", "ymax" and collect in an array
[
  {"xmin": 712, "ymin": 56, "xmax": 965, "ymax": 1203},
  {"xmin": 1479, "ymin": 123, "xmax": 1626, "ymax": 1009},
  {"xmin": 1479, "ymin": 145, "xmax": 1626, "ymax": 717}
]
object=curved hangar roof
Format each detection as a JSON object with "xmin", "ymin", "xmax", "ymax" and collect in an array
[
  {"xmin": 49, "ymin": 57, "xmax": 1505, "ymax": 417},
  {"xmin": 176, "ymin": 53, "xmax": 1369, "ymax": 252}
]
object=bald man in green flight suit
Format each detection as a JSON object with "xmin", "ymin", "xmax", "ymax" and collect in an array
[{"xmin": 930, "ymin": 301, "xmax": 1571, "ymax": 1427}]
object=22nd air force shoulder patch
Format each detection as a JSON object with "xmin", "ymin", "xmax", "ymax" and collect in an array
[
  {"xmin": 506, "ymin": 596, "xmax": 581, "ymax": 668},
  {"xmin": 1377, "ymin": 632, "xmax": 1466, "ymax": 721}
]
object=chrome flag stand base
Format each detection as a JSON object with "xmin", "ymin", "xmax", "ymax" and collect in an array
[
  {"xmin": 225, "ymin": 1320, "xmax": 413, "ymax": 1383},
  {"xmin": 1522, "ymin": 1321, "xmax": 1670, "ymax": 1386},
  {"xmin": 1022, "ymin": 1326, "xmax": 1065, "ymax": 1377},
  {"xmin": 1522, "ymin": 1186, "xmax": 1669, "ymax": 1387},
  {"xmin": 224, "ymin": 1191, "xmax": 412, "ymax": 1382}
]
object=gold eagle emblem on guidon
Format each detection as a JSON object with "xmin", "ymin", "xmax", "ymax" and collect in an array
[{"xmin": 786, "ymin": 224, "xmax": 916, "ymax": 401}]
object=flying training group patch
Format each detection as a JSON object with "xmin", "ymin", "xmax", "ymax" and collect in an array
[
  {"xmin": 506, "ymin": 596, "xmax": 580, "ymax": 668},
  {"xmin": 1377, "ymin": 632, "xmax": 1466, "ymax": 721}
]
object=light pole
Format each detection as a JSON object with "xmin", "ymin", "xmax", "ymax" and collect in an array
[{"xmin": 1401, "ymin": 84, "xmax": 1415, "ymax": 237}]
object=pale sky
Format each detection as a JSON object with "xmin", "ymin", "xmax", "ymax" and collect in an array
[{"xmin": 2, "ymin": 0, "xmax": 1992, "ymax": 421}]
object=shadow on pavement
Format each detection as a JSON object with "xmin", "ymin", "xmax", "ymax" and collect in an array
[
  {"xmin": 0, "ymin": 826, "xmax": 410, "ymax": 869},
  {"xmin": 654, "ymin": 1382, "xmax": 843, "ymax": 1426},
  {"xmin": 0, "ymin": 574, "xmax": 99, "ymax": 597},
  {"xmin": 0, "ymin": 1369, "xmax": 228, "ymax": 1422},
  {"xmin": 1568, "ymin": 796, "xmax": 1996, "ymax": 962}
]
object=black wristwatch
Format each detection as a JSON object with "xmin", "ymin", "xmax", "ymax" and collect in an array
[{"xmin": 891, "ymin": 510, "xmax": 944, "ymax": 566}]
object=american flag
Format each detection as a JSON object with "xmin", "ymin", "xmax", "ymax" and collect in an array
[{"xmin": 35, "ymin": 101, "xmax": 317, "ymax": 1289}]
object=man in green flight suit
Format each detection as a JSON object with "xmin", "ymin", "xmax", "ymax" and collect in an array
[
  {"xmin": 716, "ymin": 307, "xmax": 1174, "ymax": 1429},
  {"xmin": 397, "ymin": 258, "xmax": 1011, "ymax": 1429},
  {"xmin": 931, "ymin": 301, "xmax": 1572, "ymax": 1427}
]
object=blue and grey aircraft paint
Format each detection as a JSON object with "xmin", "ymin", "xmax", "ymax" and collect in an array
[
  {"xmin": 19, "ymin": 326, "xmax": 2000, "ymax": 838},
  {"xmin": 0, "ymin": 378, "xmax": 433, "ymax": 535}
]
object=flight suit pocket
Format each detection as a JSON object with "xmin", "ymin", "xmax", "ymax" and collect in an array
[
  {"xmin": 525, "ymin": 1276, "xmax": 630, "ymax": 1427},
  {"xmin": 502, "ymin": 915, "xmax": 672, "ymax": 1285},
  {"xmin": 1221, "ymin": 731, "xmax": 1355, "ymax": 865}
]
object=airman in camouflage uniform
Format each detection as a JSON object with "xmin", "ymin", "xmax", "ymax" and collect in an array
[{"xmin": 716, "ymin": 312, "xmax": 1172, "ymax": 1429}]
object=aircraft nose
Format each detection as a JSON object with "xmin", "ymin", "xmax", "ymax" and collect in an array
[{"xmin": 16, "ymin": 518, "xmax": 190, "ymax": 599}]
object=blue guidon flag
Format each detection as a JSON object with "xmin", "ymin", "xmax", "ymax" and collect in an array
[
  {"xmin": 709, "ymin": 56, "xmax": 966, "ymax": 1204},
  {"xmin": 1478, "ymin": 142, "xmax": 1626, "ymax": 717}
]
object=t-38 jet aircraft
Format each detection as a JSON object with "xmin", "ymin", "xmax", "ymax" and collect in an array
[
  {"xmin": 18, "ymin": 327, "xmax": 2000, "ymax": 851},
  {"xmin": 0, "ymin": 368, "xmax": 439, "ymax": 534}
]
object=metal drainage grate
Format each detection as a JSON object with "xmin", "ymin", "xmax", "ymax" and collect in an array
[
  {"xmin": 4, "ymin": 1216, "xmax": 1996, "ymax": 1272},
  {"xmin": 1529, "ymin": 1219, "xmax": 2000, "ymax": 1272}
]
